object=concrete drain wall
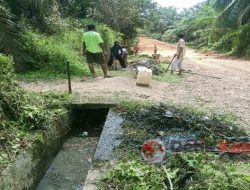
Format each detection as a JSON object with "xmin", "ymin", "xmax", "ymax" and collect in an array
[
  {"xmin": 0, "ymin": 103, "xmax": 118, "ymax": 190},
  {"xmin": 36, "ymin": 104, "xmax": 121, "ymax": 190}
]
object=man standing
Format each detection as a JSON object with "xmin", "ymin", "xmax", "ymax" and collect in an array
[
  {"xmin": 82, "ymin": 24, "xmax": 110, "ymax": 78},
  {"xmin": 171, "ymin": 34, "xmax": 186, "ymax": 75}
]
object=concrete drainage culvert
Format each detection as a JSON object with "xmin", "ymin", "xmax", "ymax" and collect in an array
[{"xmin": 37, "ymin": 106, "xmax": 123, "ymax": 190}]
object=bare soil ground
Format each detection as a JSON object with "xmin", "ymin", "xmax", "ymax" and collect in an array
[{"xmin": 20, "ymin": 37, "xmax": 250, "ymax": 124}]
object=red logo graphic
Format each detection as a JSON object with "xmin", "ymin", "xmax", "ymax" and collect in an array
[
  {"xmin": 218, "ymin": 140, "xmax": 250, "ymax": 153},
  {"xmin": 141, "ymin": 139, "xmax": 166, "ymax": 164}
]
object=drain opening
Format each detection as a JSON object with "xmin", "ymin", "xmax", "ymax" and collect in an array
[{"xmin": 70, "ymin": 107, "xmax": 109, "ymax": 137}]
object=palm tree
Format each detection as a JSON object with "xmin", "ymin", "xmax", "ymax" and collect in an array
[
  {"xmin": 0, "ymin": 1, "xmax": 23, "ymax": 57},
  {"xmin": 0, "ymin": 0, "xmax": 51, "ymax": 58},
  {"xmin": 213, "ymin": 0, "xmax": 250, "ymax": 28}
]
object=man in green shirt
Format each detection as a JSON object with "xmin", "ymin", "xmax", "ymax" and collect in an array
[{"xmin": 82, "ymin": 24, "xmax": 110, "ymax": 78}]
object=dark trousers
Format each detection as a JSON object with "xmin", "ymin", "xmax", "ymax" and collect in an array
[{"xmin": 108, "ymin": 55, "xmax": 126, "ymax": 68}]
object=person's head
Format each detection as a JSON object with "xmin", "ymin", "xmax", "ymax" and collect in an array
[
  {"xmin": 178, "ymin": 34, "xmax": 184, "ymax": 39},
  {"xmin": 87, "ymin": 24, "xmax": 96, "ymax": 31},
  {"xmin": 114, "ymin": 41, "xmax": 119, "ymax": 45}
]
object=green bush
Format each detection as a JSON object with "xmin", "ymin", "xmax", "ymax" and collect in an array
[
  {"xmin": 211, "ymin": 30, "xmax": 239, "ymax": 53},
  {"xmin": 0, "ymin": 54, "xmax": 15, "ymax": 83},
  {"xmin": 233, "ymin": 25, "xmax": 250, "ymax": 57},
  {"xmin": 0, "ymin": 54, "xmax": 68, "ymax": 129},
  {"xmin": 16, "ymin": 19, "xmax": 122, "ymax": 78},
  {"xmin": 0, "ymin": 54, "xmax": 23, "ymax": 120},
  {"xmin": 101, "ymin": 153, "xmax": 250, "ymax": 190},
  {"xmin": 102, "ymin": 160, "xmax": 166, "ymax": 190},
  {"xmin": 161, "ymin": 30, "xmax": 178, "ymax": 43},
  {"xmin": 0, "ymin": 55, "xmax": 69, "ymax": 170},
  {"xmin": 19, "ymin": 30, "xmax": 88, "ymax": 77}
]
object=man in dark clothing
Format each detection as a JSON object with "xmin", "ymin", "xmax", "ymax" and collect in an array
[{"xmin": 108, "ymin": 42, "xmax": 127, "ymax": 68}]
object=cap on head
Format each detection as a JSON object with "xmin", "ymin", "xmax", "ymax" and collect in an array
[
  {"xmin": 87, "ymin": 24, "xmax": 96, "ymax": 31},
  {"xmin": 178, "ymin": 34, "xmax": 184, "ymax": 38}
]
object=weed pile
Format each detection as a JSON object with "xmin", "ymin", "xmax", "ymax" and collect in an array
[
  {"xmin": 126, "ymin": 103, "xmax": 247, "ymax": 145},
  {"xmin": 129, "ymin": 59, "xmax": 165, "ymax": 76},
  {"xmin": 100, "ymin": 103, "xmax": 250, "ymax": 189},
  {"xmin": 101, "ymin": 153, "xmax": 250, "ymax": 190}
]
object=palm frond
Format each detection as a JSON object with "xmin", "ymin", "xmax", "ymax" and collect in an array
[
  {"xmin": 0, "ymin": 3, "xmax": 24, "ymax": 58},
  {"xmin": 213, "ymin": 0, "xmax": 233, "ymax": 10},
  {"xmin": 214, "ymin": 0, "xmax": 250, "ymax": 28},
  {"xmin": 24, "ymin": 0, "xmax": 52, "ymax": 14},
  {"xmin": 237, "ymin": 3, "xmax": 250, "ymax": 26}
]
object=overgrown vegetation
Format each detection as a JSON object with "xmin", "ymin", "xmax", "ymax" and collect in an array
[
  {"xmin": 0, "ymin": 0, "xmax": 250, "ymax": 188},
  {"xmin": 145, "ymin": 0, "xmax": 250, "ymax": 58},
  {"xmin": 101, "ymin": 153, "xmax": 250, "ymax": 190},
  {"xmin": 100, "ymin": 103, "xmax": 250, "ymax": 189},
  {"xmin": 0, "ymin": 54, "xmax": 69, "ymax": 171},
  {"xmin": 15, "ymin": 19, "xmax": 122, "ymax": 79}
]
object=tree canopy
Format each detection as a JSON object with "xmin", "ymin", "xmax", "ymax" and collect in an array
[{"xmin": 1, "ymin": 0, "xmax": 250, "ymax": 59}]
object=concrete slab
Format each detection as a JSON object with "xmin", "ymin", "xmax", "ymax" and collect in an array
[{"xmin": 94, "ymin": 109, "xmax": 124, "ymax": 160}]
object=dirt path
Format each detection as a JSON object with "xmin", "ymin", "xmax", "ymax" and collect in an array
[{"xmin": 20, "ymin": 37, "xmax": 250, "ymax": 124}]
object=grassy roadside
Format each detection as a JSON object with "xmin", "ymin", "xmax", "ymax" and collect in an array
[
  {"xmin": 98, "ymin": 101, "xmax": 250, "ymax": 190},
  {"xmin": 17, "ymin": 54, "xmax": 183, "ymax": 84},
  {"xmin": 0, "ymin": 55, "xmax": 71, "ymax": 172},
  {"xmin": 0, "ymin": 92, "xmax": 70, "ymax": 172}
]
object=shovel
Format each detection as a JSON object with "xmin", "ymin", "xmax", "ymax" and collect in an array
[{"xmin": 165, "ymin": 55, "xmax": 176, "ymax": 73}]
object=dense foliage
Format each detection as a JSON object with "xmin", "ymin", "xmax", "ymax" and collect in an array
[
  {"xmin": 101, "ymin": 153, "xmax": 250, "ymax": 190},
  {"xmin": 100, "ymin": 104, "xmax": 250, "ymax": 189},
  {"xmin": 146, "ymin": 0, "xmax": 250, "ymax": 58},
  {"xmin": 0, "ymin": 0, "xmax": 129, "ymax": 75},
  {"xmin": 16, "ymin": 20, "xmax": 122, "ymax": 77},
  {"xmin": 0, "ymin": 0, "xmax": 250, "ymax": 76},
  {"xmin": 92, "ymin": 0, "xmax": 156, "ymax": 39},
  {"xmin": 0, "ymin": 54, "xmax": 68, "ymax": 170},
  {"xmin": 0, "ymin": 0, "xmax": 156, "ymax": 62}
]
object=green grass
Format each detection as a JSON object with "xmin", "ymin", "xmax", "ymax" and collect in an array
[
  {"xmin": 100, "ymin": 153, "xmax": 250, "ymax": 190},
  {"xmin": 0, "ymin": 91, "xmax": 70, "ymax": 171},
  {"xmin": 152, "ymin": 62, "xmax": 184, "ymax": 83},
  {"xmin": 127, "ymin": 54, "xmax": 152, "ymax": 62},
  {"xmin": 153, "ymin": 73, "xmax": 183, "ymax": 83},
  {"xmin": 116, "ymin": 99, "xmax": 157, "ymax": 113},
  {"xmin": 17, "ymin": 71, "xmax": 68, "ymax": 82},
  {"xmin": 17, "ymin": 70, "xmax": 91, "ymax": 82},
  {"xmin": 99, "ymin": 102, "xmax": 250, "ymax": 190}
]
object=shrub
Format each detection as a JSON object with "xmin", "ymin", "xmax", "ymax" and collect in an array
[
  {"xmin": 0, "ymin": 55, "xmax": 69, "ymax": 170},
  {"xmin": 232, "ymin": 24, "xmax": 250, "ymax": 57},
  {"xmin": 101, "ymin": 153, "xmax": 250, "ymax": 190},
  {"xmin": 211, "ymin": 30, "xmax": 239, "ymax": 53},
  {"xmin": 0, "ymin": 54, "xmax": 23, "ymax": 120},
  {"xmin": 19, "ymin": 30, "xmax": 88, "ymax": 77},
  {"xmin": 16, "ymin": 19, "xmax": 122, "ymax": 78},
  {"xmin": 0, "ymin": 54, "xmax": 68, "ymax": 129},
  {"xmin": 0, "ymin": 54, "xmax": 15, "ymax": 83}
]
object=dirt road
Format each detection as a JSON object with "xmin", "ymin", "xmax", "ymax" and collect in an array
[{"xmin": 20, "ymin": 37, "xmax": 250, "ymax": 124}]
